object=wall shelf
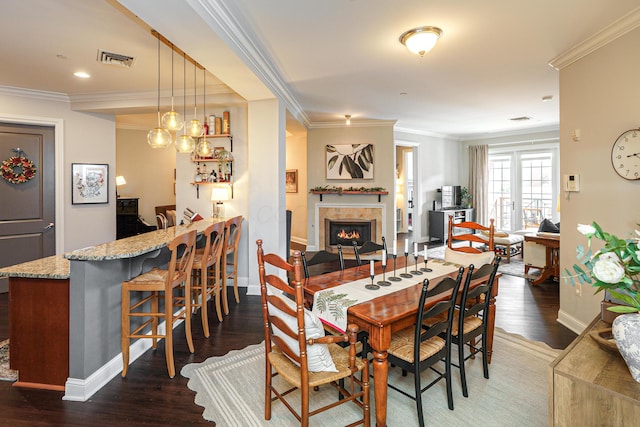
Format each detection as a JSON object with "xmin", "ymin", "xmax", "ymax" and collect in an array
[{"xmin": 310, "ymin": 190, "xmax": 388, "ymax": 202}]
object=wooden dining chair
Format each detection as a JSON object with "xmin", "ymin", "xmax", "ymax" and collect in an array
[
  {"xmin": 189, "ymin": 221, "xmax": 226, "ymax": 336},
  {"xmin": 300, "ymin": 244, "xmax": 345, "ymax": 278},
  {"xmin": 352, "ymin": 236, "xmax": 386, "ymax": 266},
  {"xmin": 447, "ymin": 217, "xmax": 495, "ymax": 253},
  {"xmin": 121, "ymin": 229, "xmax": 197, "ymax": 378},
  {"xmin": 450, "ymin": 256, "xmax": 501, "ymax": 397},
  {"xmin": 364, "ymin": 268, "xmax": 464, "ymax": 427},
  {"xmin": 257, "ymin": 240, "xmax": 370, "ymax": 427},
  {"xmin": 222, "ymin": 215, "xmax": 243, "ymax": 311}
]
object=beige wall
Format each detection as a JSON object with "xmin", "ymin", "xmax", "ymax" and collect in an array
[
  {"xmin": 306, "ymin": 124, "xmax": 395, "ymax": 250},
  {"xmin": 286, "ymin": 125, "xmax": 308, "ymax": 244},
  {"xmin": 559, "ymin": 27, "xmax": 640, "ymax": 331},
  {"xmin": 116, "ymin": 128, "xmax": 176, "ymax": 223}
]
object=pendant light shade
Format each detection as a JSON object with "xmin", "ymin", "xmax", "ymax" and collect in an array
[
  {"xmin": 176, "ymin": 52, "xmax": 195, "ymax": 153},
  {"xmin": 148, "ymin": 34, "xmax": 172, "ymax": 149},
  {"xmin": 161, "ymin": 44, "xmax": 183, "ymax": 131}
]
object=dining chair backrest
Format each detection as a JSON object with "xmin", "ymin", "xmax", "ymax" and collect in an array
[
  {"xmin": 459, "ymin": 256, "xmax": 501, "ymax": 329},
  {"xmin": 352, "ymin": 236, "xmax": 387, "ymax": 266},
  {"xmin": 301, "ymin": 245, "xmax": 345, "ymax": 278},
  {"xmin": 447, "ymin": 217, "xmax": 495, "ymax": 254}
]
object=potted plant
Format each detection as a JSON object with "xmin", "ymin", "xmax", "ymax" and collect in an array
[
  {"xmin": 565, "ymin": 222, "xmax": 640, "ymax": 382},
  {"xmin": 460, "ymin": 187, "xmax": 472, "ymax": 208}
]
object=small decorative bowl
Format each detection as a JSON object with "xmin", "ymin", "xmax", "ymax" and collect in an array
[{"xmin": 589, "ymin": 328, "xmax": 620, "ymax": 355}]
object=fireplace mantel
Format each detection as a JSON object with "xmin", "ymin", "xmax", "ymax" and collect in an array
[{"xmin": 310, "ymin": 190, "xmax": 389, "ymax": 202}]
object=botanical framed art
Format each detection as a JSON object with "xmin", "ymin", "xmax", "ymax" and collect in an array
[
  {"xmin": 326, "ymin": 144, "xmax": 374, "ymax": 180},
  {"xmin": 286, "ymin": 169, "xmax": 298, "ymax": 193},
  {"xmin": 72, "ymin": 163, "xmax": 109, "ymax": 204}
]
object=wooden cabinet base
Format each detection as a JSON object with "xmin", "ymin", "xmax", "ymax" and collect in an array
[
  {"xmin": 550, "ymin": 317, "xmax": 640, "ymax": 425},
  {"xmin": 9, "ymin": 277, "xmax": 69, "ymax": 390}
]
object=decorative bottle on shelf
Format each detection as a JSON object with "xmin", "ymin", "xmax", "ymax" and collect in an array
[
  {"xmin": 214, "ymin": 117, "xmax": 222, "ymax": 135},
  {"xmin": 223, "ymin": 111, "xmax": 230, "ymax": 134},
  {"xmin": 201, "ymin": 163, "xmax": 208, "ymax": 182},
  {"xmin": 203, "ymin": 117, "xmax": 209, "ymax": 135},
  {"xmin": 194, "ymin": 163, "xmax": 202, "ymax": 182}
]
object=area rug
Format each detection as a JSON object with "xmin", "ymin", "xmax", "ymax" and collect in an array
[
  {"xmin": 0, "ymin": 339, "xmax": 18, "ymax": 382},
  {"xmin": 182, "ymin": 329, "xmax": 559, "ymax": 426},
  {"xmin": 427, "ymin": 244, "xmax": 528, "ymax": 278}
]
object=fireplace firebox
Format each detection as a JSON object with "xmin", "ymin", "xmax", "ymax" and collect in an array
[{"xmin": 325, "ymin": 218, "xmax": 376, "ymax": 250}]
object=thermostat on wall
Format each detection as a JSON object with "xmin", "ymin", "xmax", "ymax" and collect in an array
[{"xmin": 564, "ymin": 174, "xmax": 580, "ymax": 192}]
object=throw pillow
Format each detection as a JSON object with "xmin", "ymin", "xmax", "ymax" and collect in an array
[
  {"xmin": 444, "ymin": 246, "xmax": 495, "ymax": 267},
  {"xmin": 538, "ymin": 218, "xmax": 559, "ymax": 233},
  {"xmin": 481, "ymin": 230, "xmax": 509, "ymax": 238},
  {"xmin": 267, "ymin": 293, "xmax": 337, "ymax": 372}
]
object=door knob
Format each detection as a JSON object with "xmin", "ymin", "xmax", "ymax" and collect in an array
[{"xmin": 43, "ymin": 222, "xmax": 54, "ymax": 229}]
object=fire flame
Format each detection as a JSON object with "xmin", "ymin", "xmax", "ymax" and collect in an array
[{"xmin": 336, "ymin": 229, "xmax": 360, "ymax": 240}]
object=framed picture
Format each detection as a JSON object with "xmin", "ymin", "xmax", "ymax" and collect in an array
[
  {"xmin": 286, "ymin": 169, "xmax": 298, "ymax": 193},
  {"xmin": 72, "ymin": 163, "xmax": 109, "ymax": 204},
  {"xmin": 326, "ymin": 144, "xmax": 374, "ymax": 180}
]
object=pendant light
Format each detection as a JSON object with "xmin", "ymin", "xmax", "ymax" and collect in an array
[
  {"xmin": 195, "ymin": 68, "xmax": 213, "ymax": 157},
  {"xmin": 187, "ymin": 60, "xmax": 203, "ymax": 137},
  {"xmin": 176, "ymin": 52, "xmax": 195, "ymax": 153},
  {"xmin": 161, "ymin": 43, "xmax": 183, "ymax": 131},
  {"xmin": 147, "ymin": 33, "xmax": 172, "ymax": 149}
]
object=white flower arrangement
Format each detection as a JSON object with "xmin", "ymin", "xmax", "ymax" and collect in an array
[{"xmin": 564, "ymin": 222, "xmax": 640, "ymax": 313}]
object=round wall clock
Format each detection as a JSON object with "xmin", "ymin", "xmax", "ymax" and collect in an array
[{"xmin": 611, "ymin": 128, "xmax": 640, "ymax": 180}]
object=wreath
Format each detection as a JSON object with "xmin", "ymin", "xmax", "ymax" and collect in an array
[{"xmin": 1, "ymin": 156, "xmax": 37, "ymax": 184}]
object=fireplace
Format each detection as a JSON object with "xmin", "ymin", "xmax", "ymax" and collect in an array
[{"xmin": 325, "ymin": 218, "xmax": 376, "ymax": 250}]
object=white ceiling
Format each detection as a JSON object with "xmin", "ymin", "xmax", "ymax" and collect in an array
[{"xmin": 2, "ymin": 0, "xmax": 640, "ymax": 139}]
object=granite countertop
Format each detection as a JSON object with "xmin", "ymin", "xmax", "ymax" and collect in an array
[
  {"xmin": 0, "ymin": 255, "xmax": 70, "ymax": 279},
  {"xmin": 0, "ymin": 217, "xmax": 225, "ymax": 279},
  {"xmin": 64, "ymin": 218, "xmax": 220, "ymax": 261}
]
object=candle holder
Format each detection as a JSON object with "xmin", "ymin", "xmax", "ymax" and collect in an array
[
  {"xmin": 400, "ymin": 252, "xmax": 413, "ymax": 278},
  {"xmin": 389, "ymin": 254, "xmax": 401, "ymax": 281},
  {"xmin": 410, "ymin": 253, "xmax": 423, "ymax": 275},
  {"xmin": 365, "ymin": 270, "xmax": 380, "ymax": 290},
  {"xmin": 377, "ymin": 262, "xmax": 391, "ymax": 286},
  {"xmin": 420, "ymin": 256, "xmax": 433, "ymax": 272}
]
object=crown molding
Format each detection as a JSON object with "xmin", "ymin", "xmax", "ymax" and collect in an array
[
  {"xmin": 549, "ymin": 6, "xmax": 640, "ymax": 70},
  {"xmin": 308, "ymin": 119, "xmax": 396, "ymax": 129},
  {"xmin": 193, "ymin": 0, "xmax": 310, "ymax": 128},
  {"xmin": 393, "ymin": 126, "xmax": 453, "ymax": 140},
  {"xmin": 0, "ymin": 85, "xmax": 69, "ymax": 102}
]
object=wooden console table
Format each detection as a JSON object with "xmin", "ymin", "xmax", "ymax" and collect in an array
[
  {"xmin": 550, "ymin": 317, "xmax": 640, "ymax": 425},
  {"xmin": 524, "ymin": 233, "xmax": 559, "ymax": 285}
]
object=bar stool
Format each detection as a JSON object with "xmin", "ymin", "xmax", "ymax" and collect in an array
[
  {"xmin": 222, "ymin": 215, "xmax": 243, "ymax": 312},
  {"xmin": 190, "ymin": 221, "xmax": 226, "ymax": 334},
  {"xmin": 121, "ymin": 229, "xmax": 197, "ymax": 378}
]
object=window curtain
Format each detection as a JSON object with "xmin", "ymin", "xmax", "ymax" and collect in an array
[{"xmin": 469, "ymin": 145, "xmax": 488, "ymax": 225}]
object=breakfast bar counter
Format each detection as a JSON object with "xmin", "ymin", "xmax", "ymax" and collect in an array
[{"xmin": 0, "ymin": 218, "xmax": 221, "ymax": 399}]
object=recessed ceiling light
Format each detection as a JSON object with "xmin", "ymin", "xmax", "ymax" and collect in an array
[{"xmin": 74, "ymin": 71, "xmax": 90, "ymax": 78}]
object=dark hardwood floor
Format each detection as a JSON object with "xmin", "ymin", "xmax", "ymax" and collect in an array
[{"xmin": 0, "ymin": 261, "xmax": 576, "ymax": 425}]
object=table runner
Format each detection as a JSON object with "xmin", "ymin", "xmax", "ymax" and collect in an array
[{"xmin": 312, "ymin": 258, "xmax": 461, "ymax": 333}]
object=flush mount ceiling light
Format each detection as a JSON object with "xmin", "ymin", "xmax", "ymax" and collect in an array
[
  {"xmin": 399, "ymin": 26, "xmax": 443, "ymax": 57},
  {"xmin": 147, "ymin": 33, "xmax": 172, "ymax": 149},
  {"xmin": 345, "ymin": 115, "xmax": 351, "ymax": 125},
  {"xmin": 73, "ymin": 71, "xmax": 90, "ymax": 78}
]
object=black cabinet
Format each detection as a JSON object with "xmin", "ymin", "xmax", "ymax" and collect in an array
[
  {"xmin": 428, "ymin": 208, "xmax": 474, "ymax": 243},
  {"xmin": 116, "ymin": 198, "xmax": 139, "ymax": 239}
]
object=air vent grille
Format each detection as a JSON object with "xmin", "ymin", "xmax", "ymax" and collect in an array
[
  {"xmin": 97, "ymin": 49, "xmax": 135, "ymax": 68},
  {"xmin": 509, "ymin": 116, "xmax": 531, "ymax": 121}
]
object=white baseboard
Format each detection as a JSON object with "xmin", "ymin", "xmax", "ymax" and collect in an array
[
  {"xmin": 63, "ymin": 316, "xmax": 178, "ymax": 402},
  {"xmin": 557, "ymin": 309, "xmax": 587, "ymax": 335}
]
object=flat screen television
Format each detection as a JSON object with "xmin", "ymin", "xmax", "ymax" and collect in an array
[{"xmin": 441, "ymin": 185, "xmax": 461, "ymax": 208}]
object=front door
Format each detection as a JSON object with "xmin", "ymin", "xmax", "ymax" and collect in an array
[{"xmin": 0, "ymin": 123, "xmax": 56, "ymax": 292}]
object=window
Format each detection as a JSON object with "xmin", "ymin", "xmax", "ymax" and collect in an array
[{"xmin": 488, "ymin": 146, "xmax": 559, "ymax": 231}]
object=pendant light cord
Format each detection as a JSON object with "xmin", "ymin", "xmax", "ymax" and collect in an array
[{"xmin": 156, "ymin": 35, "xmax": 161, "ymax": 126}]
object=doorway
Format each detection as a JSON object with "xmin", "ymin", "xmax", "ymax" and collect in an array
[{"xmin": 0, "ymin": 123, "xmax": 56, "ymax": 292}]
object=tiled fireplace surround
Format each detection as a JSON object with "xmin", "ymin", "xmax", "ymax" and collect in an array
[{"xmin": 315, "ymin": 204, "xmax": 385, "ymax": 252}]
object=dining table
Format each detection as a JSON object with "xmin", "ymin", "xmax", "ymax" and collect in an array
[{"xmin": 303, "ymin": 255, "xmax": 500, "ymax": 427}]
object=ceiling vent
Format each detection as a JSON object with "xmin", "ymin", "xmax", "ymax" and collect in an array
[
  {"xmin": 509, "ymin": 116, "xmax": 531, "ymax": 121},
  {"xmin": 97, "ymin": 49, "xmax": 135, "ymax": 68}
]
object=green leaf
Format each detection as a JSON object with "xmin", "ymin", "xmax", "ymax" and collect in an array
[
  {"xmin": 607, "ymin": 305, "xmax": 640, "ymax": 313},
  {"xmin": 328, "ymin": 155, "xmax": 338, "ymax": 170}
]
